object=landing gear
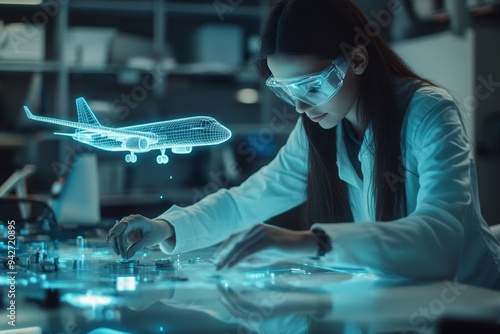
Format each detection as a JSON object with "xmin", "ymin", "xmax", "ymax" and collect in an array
[
  {"xmin": 125, "ymin": 152, "xmax": 137, "ymax": 163},
  {"xmin": 156, "ymin": 148, "xmax": 169, "ymax": 164},
  {"xmin": 123, "ymin": 149, "xmax": 170, "ymax": 164}
]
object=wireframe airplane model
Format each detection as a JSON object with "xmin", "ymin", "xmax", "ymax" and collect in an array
[{"xmin": 24, "ymin": 97, "xmax": 232, "ymax": 164}]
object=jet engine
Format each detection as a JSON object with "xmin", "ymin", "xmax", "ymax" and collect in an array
[{"xmin": 123, "ymin": 137, "xmax": 150, "ymax": 151}]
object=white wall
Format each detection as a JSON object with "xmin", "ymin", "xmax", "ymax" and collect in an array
[
  {"xmin": 391, "ymin": 29, "xmax": 476, "ymax": 139},
  {"xmin": 392, "ymin": 27, "xmax": 500, "ymax": 225}
]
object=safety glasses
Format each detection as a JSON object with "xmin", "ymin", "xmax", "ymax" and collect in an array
[{"xmin": 265, "ymin": 55, "xmax": 350, "ymax": 107}]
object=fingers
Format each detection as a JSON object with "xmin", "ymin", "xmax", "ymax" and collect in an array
[
  {"xmin": 106, "ymin": 219, "xmax": 128, "ymax": 241},
  {"xmin": 107, "ymin": 215, "xmax": 145, "ymax": 259},
  {"xmin": 216, "ymin": 227, "xmax": 266, "ymax": 270},
  {"xmin": 213, "ymin": 230, "xmax": 245, "ymax": 264},
  {"xmin": 110, "ymin": 235, "xmax": 120, "ymax": 256},
  {"xmin": 126, "ymin": 234, "xmax": 153, "ymax": 259},
  {"xmin": 106, "ymin": 215, "xmax": 171, "ymax": 259},
  {"xmin": 116, "ymin": 228, "xmax": 129, "ymax": 259},
  {"xmin": 108, "ymin": 220, "xmax": 126, "ymax": 256},
  {"xmin": 217, "ymin": 239, "xmax": 260, "ymax": 270}
]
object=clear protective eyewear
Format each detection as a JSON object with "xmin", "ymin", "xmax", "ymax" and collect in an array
[{"xmin": 266, "ymin": 55, "xmax": 350, "ymax": 107}]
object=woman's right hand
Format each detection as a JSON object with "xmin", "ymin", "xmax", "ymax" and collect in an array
[{"xmin": 106, "ymin": 214, "xmax": 174, "ymax": 259}]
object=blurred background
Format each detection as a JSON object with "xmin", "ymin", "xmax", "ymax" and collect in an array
[{"xmin": 0, "ymin": 0, "xmax": 499, "ymax": 228}]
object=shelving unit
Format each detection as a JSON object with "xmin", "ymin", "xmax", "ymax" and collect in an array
[
  {"xmin": 0, "ymin": 0, "xmax": 274, "ymax": 115},
  {"xmin": 1, "ymin": 0, "xmax": 297, "ymax": 212}
]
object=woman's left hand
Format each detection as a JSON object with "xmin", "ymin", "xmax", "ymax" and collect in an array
[{"xmin": 214, "ymin": 223, "xmax": 317, "ymax": 270}]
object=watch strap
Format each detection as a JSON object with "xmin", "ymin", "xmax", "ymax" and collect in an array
[{"xmin": 312, "ymin": 228, "xmax": 332, "ymax": 257}]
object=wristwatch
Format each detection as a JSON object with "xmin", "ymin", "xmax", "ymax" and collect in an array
[{"xmin": 312, "ymin": 228, "xmax": 332, "ymax": 257}]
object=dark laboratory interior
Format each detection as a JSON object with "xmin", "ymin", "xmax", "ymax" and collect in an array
[{"xmin": 1, "ymin": 1, "xmax": 500, "ymax": 333}]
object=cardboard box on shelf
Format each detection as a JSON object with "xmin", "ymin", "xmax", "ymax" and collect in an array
[
  {"xmin": 192, "ymin": 24, "xmax": 244, "ymax": 68},
  {"xmin": 0, "ymin": 21, "xmax": 45, "ymax": 61},
  {"xmin": 65, "ymin": 27, "xmax": 117, "ymax": 67}
]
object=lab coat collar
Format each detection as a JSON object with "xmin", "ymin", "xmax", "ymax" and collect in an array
[{"xmin": 336, "ymin": 121, "xmax": 374, "ymax": 190}]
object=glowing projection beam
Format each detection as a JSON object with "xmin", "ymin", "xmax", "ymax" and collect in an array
[{"xmin": 24, "ymin": 97, "xmax": 232, "ymax": 164}]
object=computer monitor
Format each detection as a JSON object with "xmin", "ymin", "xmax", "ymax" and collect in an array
[{"xmin": 50, "ymin": 154, "xmax": 101, "ymax": 226}]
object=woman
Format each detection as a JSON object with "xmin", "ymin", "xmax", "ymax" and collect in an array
[{"xmin": 107, "ymin": 0, "xmax": 500, "ymax": 290}]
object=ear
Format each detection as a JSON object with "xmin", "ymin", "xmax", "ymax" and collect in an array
[{"xmin": 350, "ymin": 46, "xmax": 369, "ymax": 75}]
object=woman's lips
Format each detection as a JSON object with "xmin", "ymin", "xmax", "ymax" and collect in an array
[{"xmin": 309, "ymin": 113, "xmax": 327, "ymax": 122}]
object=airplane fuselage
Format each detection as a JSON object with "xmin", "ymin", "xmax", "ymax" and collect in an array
[{"xmin": 74, "ymin": 116, "xmax": 231, "ymax": 153}]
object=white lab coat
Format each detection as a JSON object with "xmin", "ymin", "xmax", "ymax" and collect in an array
[{"xmin": 157, "ymin": 85, "xmax": 500, "ymax": 290}]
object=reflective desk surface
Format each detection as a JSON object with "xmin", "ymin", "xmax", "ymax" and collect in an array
[{"xmin": 1, "ymin": 236, "xmax": 500, "ymax": 334}]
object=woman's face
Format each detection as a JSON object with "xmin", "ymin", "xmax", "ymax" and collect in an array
[{"xmin": 267, "ymin": 54, "xmax": 360, "ymax": 129}]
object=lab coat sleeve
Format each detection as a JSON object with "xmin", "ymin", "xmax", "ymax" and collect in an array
[
  {"xmin": 157, "ymin": 118, "xmax": 308, "ymax": 254},
  {"xmin": 313, "ymin": 96, "xmax": 469, "ymax": 280}
]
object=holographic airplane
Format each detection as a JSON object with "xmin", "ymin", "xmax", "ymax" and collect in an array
[{"xmin": 24, "ymin": 97, "xmax": 232, "ymax": 164}]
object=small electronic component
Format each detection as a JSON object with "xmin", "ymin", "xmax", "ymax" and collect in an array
[
  {"xmin": 188, "ymin": 257, "xmax": 203, "ymax": 264},
  {"xmin": 72, "ymin": 259, "xmax": 80, "ymax": 270},
  {"xmin": 106, "ymin": 259, "xmax": 141, "ymax": 274},
  {"xmin": 41, "ymin": 260, "xmax": 56, "ymax": 273},
  {"xmin": 154, "ymin": 258, "xmax": 173, "ymax": 268},
  {"xmin": 76, "ymin": 236, "xmax": 85, "ymax": 250},
  {"xmin": 117, "ymin": 259, "xmax": 140, "ymax": 268}
]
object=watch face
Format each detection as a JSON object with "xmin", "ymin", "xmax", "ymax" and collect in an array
[{"xmin": 312, "ymin": 228, "xmax": 332, "ymax": 256}]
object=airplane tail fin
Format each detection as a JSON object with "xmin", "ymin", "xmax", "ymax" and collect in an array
[
  {"xmin": 75, "ymin": 97, "xmax": 101, "ymax": 126},
  {"xmin": 23, "ymin": 106, "xmax": 36, "ymax": 120}
]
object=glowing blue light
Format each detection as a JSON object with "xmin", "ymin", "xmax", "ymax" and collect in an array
[
  {"xmin": 87, "ymin": 328, "xmax": 132, "ymax": 334},
  {"xmin": 116, "ymin": 276, "xmax": 137, "ymax": 291},
  {"xmin": 24, "ymin": 97, "xmax": 232, "ymax": 165},
  {"xmin": 62, "ymin": 291, "xmax": 115, "ymax": 308}
]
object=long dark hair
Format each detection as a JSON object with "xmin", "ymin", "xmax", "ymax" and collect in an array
[{"xmin": 256, "ymin": 0, "xmax": 433, "ymax": 227}]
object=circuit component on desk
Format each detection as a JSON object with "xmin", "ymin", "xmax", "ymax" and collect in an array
[
  {"xmin": 72, "ymin": 258, "xmax": 80, "ymax": 270},
  {"xmin": 188, "ymin": 257, "xmax": 203, "ymax": 264},
  {"xmin": 41, "ymin": 260, "xmax": 56, "ymax": 272},
  {"xmin": 117, "ymin": 259, "xmax": 140, "ymax": 268},
  {"xmin": 154, "ymin": 258, "xmax": 173, "ymax": 268},
  {"xmin": 166, "ymin": 276, "xmax": 188, "ymax": 282},
  {"xmin": 103, "ymin": 259, "xmax": 141, "ymax": 275},
  {"xmin": 40, "ymin": 257, "xmax": 59, "ymax": 272}
]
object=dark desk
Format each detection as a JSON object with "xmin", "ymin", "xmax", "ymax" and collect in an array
[{"xmin": 1, "ymin": 239, "xmax": 499, "ymax": 334}]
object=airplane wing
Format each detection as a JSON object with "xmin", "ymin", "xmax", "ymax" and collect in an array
[
  {"xmin": 53, "ymin": 132, "xmax": 77, "ymax": 137},
  {"xmin": 24, "ymin": 106, "xmax": 159, "ymax": 144}
]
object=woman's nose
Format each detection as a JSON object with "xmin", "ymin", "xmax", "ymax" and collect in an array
[{"xmin": 295, "ymin": 100, "xmax": 313, "ymax": 114}]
